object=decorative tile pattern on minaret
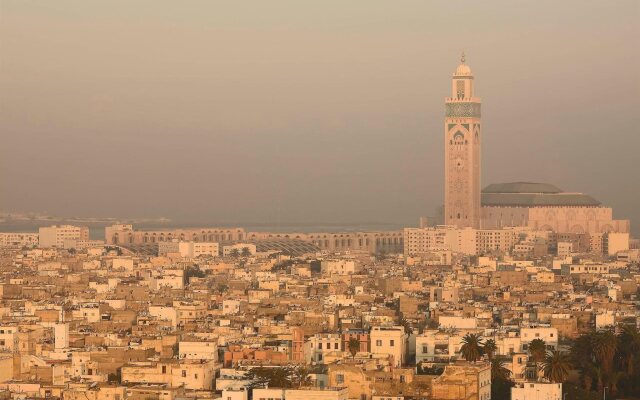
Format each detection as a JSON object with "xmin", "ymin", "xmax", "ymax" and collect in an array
[{"xmin": 444, "ymin": 53, "xmax": 481, "ymax": 228}]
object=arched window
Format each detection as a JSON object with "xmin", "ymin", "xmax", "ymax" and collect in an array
[{"xmin": 456, "ymin": 80, "xmax": 465, "ymax": 99}]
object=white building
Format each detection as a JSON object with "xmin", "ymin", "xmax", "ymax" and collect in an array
[
  {"xmin": 320, "ymin": 260, "xmax": 357, "ymax": 275},
  {"xmin": 438, "ymin": 316, "xmax": 477, "ymax": 330},
  {"xmin": 415, "ymin": 330, "xmax": 464, "ymax": 363},
  {"xmin": 253, "ymin": 388, "xmax": 285, "ymax": 400},
  {"xmin": 521, "ymin": 327, "xmax": 558, "ymax": 350},
  {"xmin": 179, "ymin": 341, "xmax": 218, "ymax": 361},
  {"xmin": 511, "ymin": 382, "xmax": 562, "ymax": 400},
  {"xmin": 561, "ymin": 263, "xmax": 610, "ymax": 276},
  {"xmin": 158, "ymin": 241, "xmax": 219, "ymax": 258},
  {"xmin": 370, "ymin": 326, "xmax": 407, "ymax": 367},
  {"xmin": 285, "ymin": 388, "xmax": 348, "ymax": 400},
  {"xmin": 306, "ymin": 333, "xmax": 342, "ymax": 364},
  {"xmin": 404, "ymin": 226, "xmax": 528, "ymax": 256},
  {"xmin": 222, "ymin": 300, "xmax": 241, "ymax": 315},
  {"xmin": 595, "ymin": 312, "xmax": 615, "ymax": 329},
  {"xmin": 54, "ymin": 323, "xmax": 69, "ymax": 350},
  {"xmin": 39, "ymin": 225, "xmax": 89, "ymax": 248},
  {"xmin": 605, "ymin": 232, "xmax": 629, "ymax": 255},
  {"xmin": 0, "ymin": 232, "xmax": 39, "ymax": 248}
]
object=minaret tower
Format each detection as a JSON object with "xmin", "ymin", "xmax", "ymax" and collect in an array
[{"xmin": 444, "ymin": 53, "xmax": 481, "ymax": 228}]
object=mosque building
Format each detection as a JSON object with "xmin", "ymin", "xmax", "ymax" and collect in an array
[{"xmin": 443, "ymin": 54, "xmax": 629, "ymax": 236}]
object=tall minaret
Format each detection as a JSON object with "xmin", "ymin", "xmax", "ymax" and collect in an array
[{"xmin": 444, "ymin": 53, "xmax": 481, "ymax": 228}]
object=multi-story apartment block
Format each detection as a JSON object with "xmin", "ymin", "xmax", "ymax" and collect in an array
[
  {"xmin": 39, "ymin": 225, "xmax": 89, "ymax": 248},
  {"xmin": 370, "ymin": 326, "xmax": 407, "ymax": 367}
]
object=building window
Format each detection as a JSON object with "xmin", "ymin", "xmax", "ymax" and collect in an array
[
  {"xmin": 182, "ymin": 370, "xmax": 187, "ymax": 377},
  {"xmin": 390, "ymin": 340, "xmax": 395, "ymax": 347},
  {"xmin": 336, "ymin": 374, "xmax": 344, "ymax": 384},
  {"xmin": 376, "ymin": 340, "xmax": 382, "ymax": 346}
]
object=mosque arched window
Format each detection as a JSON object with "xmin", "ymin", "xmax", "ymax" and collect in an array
[{"xmin": 456, "ymin": 80, "xmax": 465, "ymax": 99}]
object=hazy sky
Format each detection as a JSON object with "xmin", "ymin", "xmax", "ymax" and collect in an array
[{"xmin": 1, "ymin": 1, "xmax": 639, "ymax": 232}]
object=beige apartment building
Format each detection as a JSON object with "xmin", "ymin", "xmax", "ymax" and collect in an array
[
  {"xmin": 431, "ymin": 362, "xmax": 491, "ymax": 400},
  {"xmin": 39, "ymin": 225, "xmax": 89, "ymax": 248},
  {"xmin": 404, "ymin": 226, "xmax": 528, "ymax": 256},
  {"xmin": 120, "ymin": 360, "xmax": 217, "ymax": 390},
  {"xmin": 0, "ymin": 232, "xmax": 39, "ymax": 248},
  {"xmin": 370, "ymin": 326, "xmax": 407, "ymax": 367}
]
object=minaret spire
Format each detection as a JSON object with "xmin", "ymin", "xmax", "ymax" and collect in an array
[{"xmin": 444, "ymin": 55, "xmax": 481, "ymax": 229}]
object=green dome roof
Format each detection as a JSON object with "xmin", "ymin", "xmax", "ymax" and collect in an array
[
  {"xmin": 481, "ymin": 182, "xmax": 601, "ymax": 207},
  {"xmin": 482, "ymin": 182, "xmax": 562, "ymax": 194}
]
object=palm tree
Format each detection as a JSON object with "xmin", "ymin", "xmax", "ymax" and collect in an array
[
  {"xmin": 491, "ymin": 358, "xmax": 512, "ymax": 381},
  {"xmin": 618, "ymin": 325, "xmax": 640, "ymax": 376},
  {"xmin": 490, "ymin": 358, "xmax": 515, "ymax": 400},
  {"xmin": 290, "ymin": 365, "xmax": 312, "ymax": 388},
  {"xmin": 592, "ymin": 330, "xmax": 617, "ymax": 375},
  {"xmin": 484, "ymin": 339, "xmax": 497, "ymax": 361},
  {"xmin": 528, "ymin": 339, "xmax": 547, "ymax": 362},
  {"xmin": 229, "ymin": 248, "xmax": 240, "ymax": 258},
  {"xmin": 570, "ymin": 333, "xmax": 596, "ymax": 391},
  {"xmin": 400, "ymin": 317, "xmax": 413, "ymax": 335},
  {"xmin": 528, "ymin": 339, "xmax": 547, "ymax": 380},
  {"xmin": 241, "ymin": 247, "xmax": 252, "ymax": 257},
  {"xmin": 542, "ymin": 350, "xmax": 572, "ymax": 383},
  {"xmin": 348, "ymin": 337, "xmax": 360, "ymax": 359},
  {"xmin": 460, "ymin": 333, "xmax": 484, "ymax": 362}
]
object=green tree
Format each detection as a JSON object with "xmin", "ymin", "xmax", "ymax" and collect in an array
[
  {"xmin": 184, "ymin": 265, "xmax": 205, "ymax": 285},
  {"xmin": 491, "ymin": 358, "xmax": 514, "ymax": 400},
  {"xmin": 246, "ymin": 366, "xmax": 310, "ymax": 389},
  {"xmin": 528, "ymin": 339, "xmax": 547, "ymax": 363},
  {"xmin": 459, "ymin": 333, "xmax": 484, "ymax": 362},
  {"xmin": 591, "ymin": 330, "xmax": 617, "ymax": 377},
  {"xmin": 528, "ymin": 338, "xmax": 546, "ymax": 380},
  {"xmin": 246, "ymin": 366, "xmax": 292, "ymax": 388},
  {"xmin": 290, "ymin": 365, "xmax": 311, "ymax": 388},
  {"xmin": 570, "ymin": 332, "xmax": 596, "ymax": 391},
  {"xmin": 348, "ymin": 337, "xmax": 360, "ymax": 359},
  {"xmin": 491, "ymin": 358, "xmax": 511, "ymax": 381},
  {"xmin": 399, "ymin": 317, "xmax": 413, "ymax": 335},
  {"xmin": 229, "ymin": 248, "xmax": 240, "ymax": 258},
  {"xmin": 217, "ymin": 283, "xmax": 229, "ymax": 293},
  {"xmin": 241, "ymin": 247, "xmax": 252, "ymax": 257},
  {"xmin": 543, "ymin": 350, "xmax": 572, "ymax": 383},
  {"xmin": 483, "ymin": 339, "xmax": 497, "ymax": 361},
  {"xmin": 618, "ymin": 325, "xmax": 640, "ymax": 376}
]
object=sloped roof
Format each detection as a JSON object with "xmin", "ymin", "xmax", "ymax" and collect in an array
[
  {"xmin": 481, "ymin": 182, "xmax": 601, "ymax": 207},
  {"xmin": 482, "ymin": 182, "xmax": 562, "ymax": 194}
]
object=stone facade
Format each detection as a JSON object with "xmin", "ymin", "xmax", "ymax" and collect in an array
[{"xmin": 444, "ymin": 54, "xmax": 481, "ymax": 229}]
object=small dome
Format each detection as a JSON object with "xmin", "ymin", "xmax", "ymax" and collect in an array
[
  {"xmin": 454, "ymin": 52, "xmax": 472, "ymax": 76},
  {"xmin": 455, "ymin": 63, "xmax": 471, "ymax": 76}
]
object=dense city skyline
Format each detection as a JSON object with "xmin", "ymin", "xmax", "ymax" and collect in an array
[
  {"xmin": 0, "ymin": 3, "xmax": 639, "ymax": 400},
  {"xmin": 1, "ymin": 1, "xmax": 638, "ymax": 234}
]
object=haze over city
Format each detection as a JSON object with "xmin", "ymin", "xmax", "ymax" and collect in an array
[
  {"xmin": 1, "ymin": 2, "xmax": 640, "ymax": 400},
  {"xmin": 1, "ymin": 0, "xmax": 638, "ymax": 234}
]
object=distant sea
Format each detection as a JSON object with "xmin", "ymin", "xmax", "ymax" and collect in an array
[{"xmin": 0, "ymin": 220, "xmax": 407, "ymax": 240}]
